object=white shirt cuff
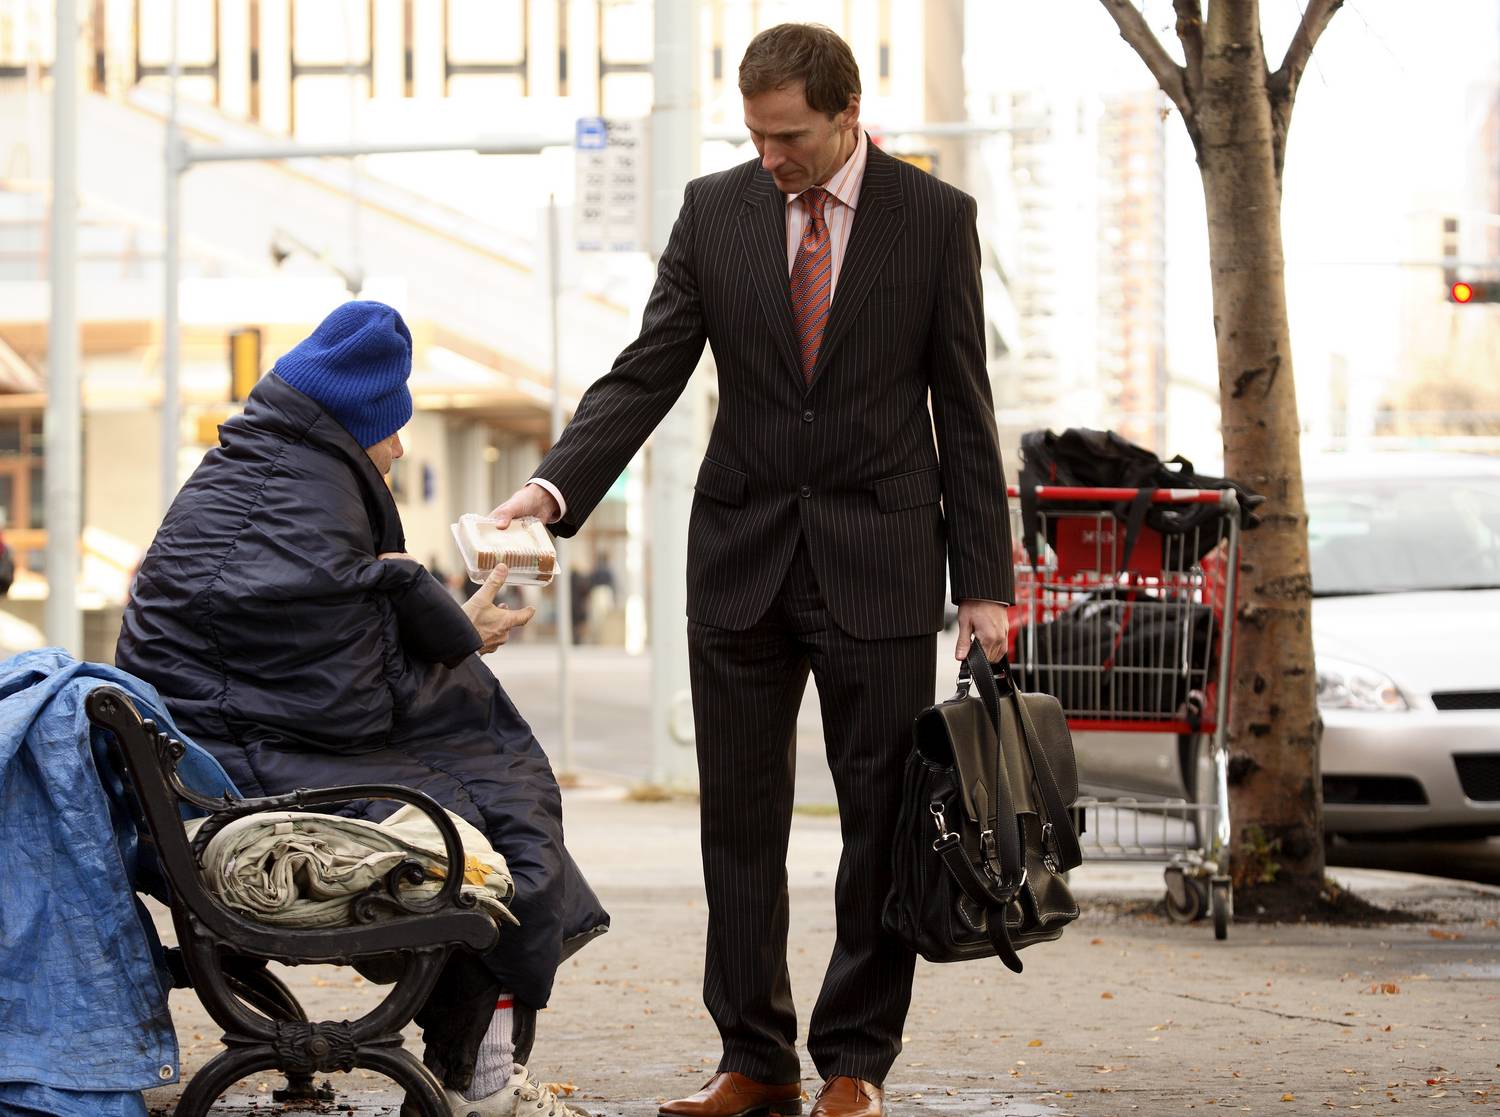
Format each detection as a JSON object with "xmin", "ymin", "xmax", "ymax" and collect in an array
[{"xmin": 526, "ymin": 477, "xmax": 567, "ymax": 521}]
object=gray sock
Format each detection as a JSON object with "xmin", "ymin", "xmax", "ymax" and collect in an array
[{"xmin": 462, "ymin": 994, "xmax": 515, "ymax": 1100}]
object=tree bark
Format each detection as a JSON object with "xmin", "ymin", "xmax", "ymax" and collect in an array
[
  {"xmin": 1099, "ymin": 0, "xmax": 1337, "ymax": 892},
  {"xmin": 1194, "ymin": 2, "xmax": 1323, "ymax": 886}
]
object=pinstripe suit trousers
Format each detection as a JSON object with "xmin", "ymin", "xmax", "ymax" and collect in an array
[{"xmin": 688, "ymin": 540, "xmax": 937, "ymax": 1085}]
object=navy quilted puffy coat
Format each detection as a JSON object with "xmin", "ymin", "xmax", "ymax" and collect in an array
[{"xmin": 116, "ymin": 373, "xmax": 608, "ymax": 1008}]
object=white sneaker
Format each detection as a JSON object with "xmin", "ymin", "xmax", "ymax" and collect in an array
[{"xmin": 445, "ymin": 1063, "xmax": 597, "ymax": 1117}]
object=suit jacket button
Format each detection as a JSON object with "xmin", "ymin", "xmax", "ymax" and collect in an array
[
  {"xmin": 799, "ymin": 485, "xmax": 812, "ymax": 499},
  {"xmin": 802, "ymin": 409, "xmax": 814, "ymax": 423}
]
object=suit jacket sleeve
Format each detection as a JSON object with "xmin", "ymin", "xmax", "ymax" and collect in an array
[
  {"xmin": 927, "ymin": 194, "xmax": 1015, "ymax": 606},
  {"xmin": 536, "ymin": 181, "xmax": 709, "ymax": 537}
]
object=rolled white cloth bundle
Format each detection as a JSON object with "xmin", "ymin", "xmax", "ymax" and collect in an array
[{"xmin": 187, "ymin": 805, "xmax": 519, "ymax": 929}]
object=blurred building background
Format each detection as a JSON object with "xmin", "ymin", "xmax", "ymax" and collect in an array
[{"xmin": 0, "ymin": 0, "xmax": 1496, "ymax": 659}]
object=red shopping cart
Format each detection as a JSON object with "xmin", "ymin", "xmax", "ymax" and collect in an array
[{"xmin": 1007, "ymin": 485, "xmax": 1244, "ymax": 939}]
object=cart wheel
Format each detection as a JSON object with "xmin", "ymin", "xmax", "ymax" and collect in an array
[
  {"xmin": 1164, "ymin": 868, "xmax": 1205, "ymax": 924},
  {"xmin": 1211, "ymin": 877, "xmax": 1232, "ymax": 940}
]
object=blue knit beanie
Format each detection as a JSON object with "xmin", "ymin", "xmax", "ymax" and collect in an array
[{"xmin": 274, "ymin": 300, "xmax": 414, "ymax": 448}]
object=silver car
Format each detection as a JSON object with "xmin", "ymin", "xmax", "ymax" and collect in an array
[{"xmin": 1074, "ymin": 454, "xmax": 1500, "ymax": 838}]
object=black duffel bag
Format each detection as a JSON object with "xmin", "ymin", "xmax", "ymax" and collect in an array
[
  {"xmin": 883, "ymin": 639, "xmax": 1083, "ymax": 974},
  {"xmin": 1018, "ymin": 428, "xmax": 1264, "ymax": 571},
  {"xmin": 1010, "ymin": 587, "xmax": 1219, "ymax": 719}
]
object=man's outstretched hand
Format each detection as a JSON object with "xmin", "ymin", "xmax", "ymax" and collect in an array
[
  {"xmin": 463, "ymin": 565, "xmax": 536, "ymax": 654},
  {"xmin": 489, "ymin": 483, "xmax": 560, "ymax": 528}
]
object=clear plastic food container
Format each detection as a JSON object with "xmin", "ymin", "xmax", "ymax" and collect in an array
[{"xmin": 451, "ymin": 514, "xmax": 557, "ymax": 587}]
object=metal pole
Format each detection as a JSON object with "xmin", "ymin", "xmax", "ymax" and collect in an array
[
  {"xmin": 180, "ymin": 136, "xmax": 570, "ymax": 162},
  {"xmin": 1212, "ymin": 492, "xmax": 1242, "ymax": 864},
  {"xmin": 170, "ymin": 122, "xmax": 1033, "ymax": 169},
  {"xmin": 648, "ymin": 0, "xmax": 701, "ymax": 790},
  {"xmin": 547, "ymin": 195, "xmax": 573, "ymax": 778},
  {"xmin": 44, "ymin": 0, "xmax": 81, "ymax": 656},
  {"xmin": 161, "ymin": 0, "xmax": 182, "ymax": 516}
]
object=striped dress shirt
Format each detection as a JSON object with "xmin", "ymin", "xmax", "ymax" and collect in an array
[{"xmin": 783, "ymin": 130, "xmax": 868, "ymax": 299}]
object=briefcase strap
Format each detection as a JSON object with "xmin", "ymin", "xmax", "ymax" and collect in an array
[
  {"xmin": 961, "ymin": 639, "xmax": 1083, "ymax": 874},
  {"xmin": 962, "ymin": 644, "xmax": 1025, "ymax": 894},
  {"xmin": 1008, "ymin": 677, "xmax": 1084, "ymax": 873},
  {"xmin": 933, "ymin": 830, "xmax": 1024, "ymax": 974}
]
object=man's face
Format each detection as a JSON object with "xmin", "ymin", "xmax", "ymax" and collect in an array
[
  {"xmin": 365, "ymin": 431, "xmax": 404, "ymax": 476},
  {"xmin": 744, "ymin": 82, "xmax": 860, "ymax": 195}
]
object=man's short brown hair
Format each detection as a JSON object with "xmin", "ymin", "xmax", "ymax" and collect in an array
[{"xmin": 738, "ymin": 23, "xmax": 861, "ymax": 117}]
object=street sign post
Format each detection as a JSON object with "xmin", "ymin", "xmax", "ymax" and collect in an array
[{"xmin": 575, "ymin": 117, "xmax": 649, "ymax": 253}]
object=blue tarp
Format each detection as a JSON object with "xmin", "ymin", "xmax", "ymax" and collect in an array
[{"xmin": 0, "ymin": 650, "xmax": 238, "ymax": 1117}]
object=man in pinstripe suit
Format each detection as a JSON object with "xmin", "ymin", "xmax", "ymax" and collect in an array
[{"xmin": 492, "ymin": 24, "xmax": 1014, "ymax": 1117}]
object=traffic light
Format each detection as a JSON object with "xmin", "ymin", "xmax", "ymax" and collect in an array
[
  {"xmin": 229, "ymin": 327, "xmax": 263, "ymax": 401},
  {"xmin": 1449, "ymin": 279, "xmax": 1498, "ymax": 304},
  {"xmin": 1442, "ymin": 216, "xmax": 1498, "ymax": 303}
]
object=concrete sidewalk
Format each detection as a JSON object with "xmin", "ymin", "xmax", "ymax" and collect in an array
[{"xmin": 146, "ymin": 788, "xmax": 1500, "ymax": 1117}]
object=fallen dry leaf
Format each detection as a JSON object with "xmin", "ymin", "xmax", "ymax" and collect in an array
[
  {"xmin": 1427, "ymin": 928, "xmax": 1465, "ymax": 941},
  {"xmin": 1281, "ymin": 1093, "xmax": 1296, "ymax": 1102},
  {"xmin": 1027, "ymin": 1039, "xmax": 1043, "ymax": 1047},
  {"xmin": 1367, "ymin": 982, "xmax": 1400, "ymax": 995},
  {"xmin": 1101, "ymin": 992, "xmax": 1115, "ymax": 1000}
]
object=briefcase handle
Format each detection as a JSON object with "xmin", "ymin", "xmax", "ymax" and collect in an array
[{"xmin": 955, "ymin": 642, "xmax": 1013, "ymax": 714}]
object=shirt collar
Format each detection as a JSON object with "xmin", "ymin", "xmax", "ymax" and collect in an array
[{"xmin": 785, "ymin": 130, "xmax": 867, "ymax": 211}]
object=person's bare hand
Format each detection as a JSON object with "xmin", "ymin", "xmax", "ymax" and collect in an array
[
  {"xmin": 956, "ymin": 600, "xmax": 1010, "ymax": 663},
  {"xmin": 463, "ymin": 566, "xmax": 536, "ymax": 653},
  {"xmin": 489, "ymin": 483, "xmax": 560, "ymax": 528}
]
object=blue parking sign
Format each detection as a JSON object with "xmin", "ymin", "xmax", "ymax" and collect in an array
[{"xmin": 575, "ymin": 117, "xmax": 608, "ymax": 150}]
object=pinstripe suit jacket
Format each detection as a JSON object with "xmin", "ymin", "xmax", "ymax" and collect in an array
[{"xmin": 538, "ymin": 140, "xmax": 1014, "ymax": 640}]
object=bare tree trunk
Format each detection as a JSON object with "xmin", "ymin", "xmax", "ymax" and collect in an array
[
  {"xmin": 1196, "ymin": 4, "xmax": 1323, "ymax": 887},
  {"xmin": 1098, "ymin": 0, "xmax": 1345, "ymax": 897}
]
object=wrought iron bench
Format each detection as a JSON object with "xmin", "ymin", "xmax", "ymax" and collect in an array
[{"xmin": 85, "ymin": 685, "xmax": 501, "ymax": 1117}]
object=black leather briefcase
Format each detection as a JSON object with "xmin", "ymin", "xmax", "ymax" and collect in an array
[{"xmin": 883, "ymin": 638, "xmax": 1083, "ymax": 973}]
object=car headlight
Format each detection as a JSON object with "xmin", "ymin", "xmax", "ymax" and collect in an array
[{"xmin": 1316, "ymin": 656, "xmax": 1409, "ymax": 712}]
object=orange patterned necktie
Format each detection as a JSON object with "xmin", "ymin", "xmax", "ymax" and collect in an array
[{"xmin": 789, "ymin": 186, "xmax": 832, "ymax": 384}]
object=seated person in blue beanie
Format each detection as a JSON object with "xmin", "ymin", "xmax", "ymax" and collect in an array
[{"xmin": 116, "ymin": 300, "xmax": 608, "ymax": 1117}]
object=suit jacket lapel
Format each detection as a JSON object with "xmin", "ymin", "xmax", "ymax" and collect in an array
[
  {"xmin": 811, "ymin": 143, "xmax": 906, "ymax": 385},
  {"xmin": 736, "ymin": 172, "xmax": 803, "ymax": 388}
]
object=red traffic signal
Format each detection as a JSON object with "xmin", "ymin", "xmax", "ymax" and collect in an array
[{"xmin": 1449, "ymin": 279, "xmax": 1496, "ymax": 303}]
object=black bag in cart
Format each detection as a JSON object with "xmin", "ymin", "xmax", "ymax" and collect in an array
[
  {"xmin": 882, "ymin": 638, "xmax": 1083, "ymax": 973},
  {"xmin": 1018, "ymin": 427, "xmax": 1265, "ymax": 571},
  {"xmin": 1010, "ymin": 587, "xmax": 1220, "ymax": 718}
]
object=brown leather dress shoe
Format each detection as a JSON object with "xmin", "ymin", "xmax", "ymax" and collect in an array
[
  {"xmin": 658, "ymin": 1071, "xmax": 803, "ymax": 1117},
  {"xmin": 807, "ymin": 1077, "xmax": 884, "ymax": 1117}
]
